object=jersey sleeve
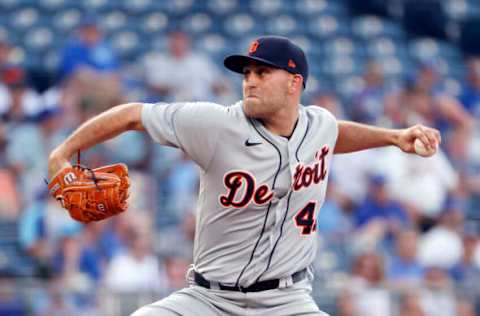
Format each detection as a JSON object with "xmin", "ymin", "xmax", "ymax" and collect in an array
[
  {"xmin": 312, "ymin": 106, "xmax": 339, "ymax": 146},
  {"xmin": 141, "ymin": 102, "xmax": 225, "ymax": 170}
]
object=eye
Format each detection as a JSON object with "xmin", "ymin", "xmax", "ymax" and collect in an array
[{"xmin": 257, "ymin": 68, "xmax": 269, "ymax": 76}]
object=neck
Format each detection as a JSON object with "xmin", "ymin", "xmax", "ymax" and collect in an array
[{"xmin": 261, "ymin": 103, "xmax": 299, "ymax": 137}]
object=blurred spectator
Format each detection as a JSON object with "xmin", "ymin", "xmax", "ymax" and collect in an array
[
  {"xmin": 164, "ymin": 152, "xmax": 199, "ymax": 219},
  {"xmin": 316, "ymin": 177, "xmax": 353, "ymax": 239},
  {"xmin": 387, "ymin": 229, "xmax": 424, "ymax": 288},
  {"xmin": 18, "ymin": 191, "xmax": 83, "ymax": 278},
  {"xmin": 460, "ymin": 57, "xmax": 480, "ymax": 118},
  {"xmin": 418, "ymin": 266, "xmax": 456, "ymax": 316},
  {"xmin": 0, "ymin": 66, "xmax": 43, "ymax": 123},
  {"xmin": 348, "ymin": 252, "xmax": 392, "ymax": 316},
  {"xmin": 0, "ymin": 37, "xmax": 13, "ymax": 71},
  {"xmin": 58, "ymin": 17, "xmax": 118, "ymax": 79},
  {"xmin": 6, "ymin": 103, "xmax": 67, "ymax": 205},
  {"xmin": 51, "ymin": 227, "xmax": 103, "ymax": 287},
  {"xmin": 157, "ymin": 210, "xmax": 195, "ymax": 261},
  {"xmin": 455, "ymin": 297, "xmax": 476, "ymax": 316},
  {"xmin": 398, "ymin": 291, "xmax": 425, "ymax": 316},
  {"xmin": 449, "ymin": 227, "xmax": 480, "ymax": 301},
  {"xmin": 351, "ymin": 61, "xmax": 388, "ymax": 125},
  {"xmin": 142, "ymin": 30, "xmax": 233, "ymax": 102},
  {"xmin": 371, "ymin": 144, "xmax": 458, "ymax": 219},
  {"xmin": 0, "ymin": 277, "xmax": 27, "ymax": 316},
  {"xmin": 385, "ymin": 61, "xmax": 474, "ymax": 132},
  {"xmin": 59, "ymin": 18, "xmax": 122, "ymax": 128},
  {"xmin": 335, "ymin": 290, "xmax": 358, "ymax": 316},
  {"xmin": 310, "ymin": 91, "xmax": 347, "ymax": 119},
  {"xmin": 103, "ymin": 226, "xmax": 167, "ymax": 294},
  {"xmin": 164, "ymin": 256, "xmax": 190, "ymax": 293},
  {"xmin": 38, "ymin": 280, "xmax": 79, "ymax": 316},
  {"xmin": 353, "ymin": 173, "xmax": 409, "ymax": 250},
  {"xmin": 418, "ymin": 197, "xmax": 465, "ymax": 270},
  {"xmin": 102, "ymin": 131, "xmax": 149, "ymax": 169}
]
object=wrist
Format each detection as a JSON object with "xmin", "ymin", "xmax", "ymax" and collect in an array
[
  {"xmin": 48, "ymin": 147, "xmax": 72, "ymax": 178},
  {"xmin": 388, "ymin": 129, "xmax": 402, "ymax": 147}
]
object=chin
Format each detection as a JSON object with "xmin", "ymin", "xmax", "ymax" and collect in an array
[{"xmin": 243, "ymin": 101, "xmax": 262, "ymax": 118}]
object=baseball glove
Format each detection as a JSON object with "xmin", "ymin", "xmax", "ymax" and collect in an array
[{"xmin": 48, "ymin": 163, "xmax": 130, "ymax": 223}]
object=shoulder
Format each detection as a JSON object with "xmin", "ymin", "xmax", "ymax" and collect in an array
[
  {"xmin": 143, "ymin": 101, "xmax": 244, "ymax": 126},
  {"xmin": 303, "ymin": 105, "xmax": 338, "ymax": 125}
]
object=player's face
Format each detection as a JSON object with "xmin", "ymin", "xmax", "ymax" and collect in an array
[{"xmin": 242, "ymin": 63, "xmax": 291, "ymax": 119}]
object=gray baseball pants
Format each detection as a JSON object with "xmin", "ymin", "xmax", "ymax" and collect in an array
[{"xmin": 131, "ymin": 279, "xmax": 329, "ymax": 316}]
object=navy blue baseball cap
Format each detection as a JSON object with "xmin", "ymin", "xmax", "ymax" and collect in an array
[{"xmin": 224, "ymin": 36, "xmax": 309, "ymax": 88}]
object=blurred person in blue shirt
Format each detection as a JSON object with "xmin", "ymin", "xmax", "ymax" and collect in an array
[
  {"xmin": 449, "ymin": 224, "xmax": 480, "ymax": 302},
  {"xmin": 460, "ymin": 57, "xmax": 480, "ymax": 118},
  {"xmin": 354, "ymin": 173, "xmax": 409, "ymax": 230},
  {"xmin": 386, "ymin": 229, "xmax": 424, "ymax": 288},
  {"xmin": 59, "ymin": 17, "xmax": 118, "ymax": 80},
  {"xmin": 352, "ymin": 173, "xmax": 410, "ymax": 251},
  {"xmin": 316, "ymin": 175, "xmax": 353, "ymax": 239},
  {"xmin": 351, "ymin": 61, "xmax": 388, "ymax": 126}
]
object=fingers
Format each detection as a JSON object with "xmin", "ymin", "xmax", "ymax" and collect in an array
[{"xmin": 412, "ymin": 124, "xmax": 441, "ymax": 151}]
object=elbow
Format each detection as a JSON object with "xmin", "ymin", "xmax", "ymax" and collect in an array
[{"xmin": 118, "ymin": 103, "xmax": 145, "ymax": 131}]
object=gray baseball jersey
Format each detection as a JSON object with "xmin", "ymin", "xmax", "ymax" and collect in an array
[{"xmin": 141, "ymin": 101, "xmax": 338, "ymax": 287}]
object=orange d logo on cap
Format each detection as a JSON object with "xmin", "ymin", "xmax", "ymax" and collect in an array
[{"xmin": 249, "ymin": 40, "xmax": 259, "ymax": 54}]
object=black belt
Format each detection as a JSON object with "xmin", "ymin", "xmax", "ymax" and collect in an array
[{"xmin": 194, "ymin": 268, "xmax": 307, "ymax": 293}]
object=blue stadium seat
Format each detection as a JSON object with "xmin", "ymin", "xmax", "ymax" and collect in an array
[
  {"xmin": 9, "ymin": 7, "xmax": 41, "ymax": 31},
  {"xmin": 293, "ymin": 0, "xmax": 347, "ymax": 18},
  {"xmin": 321, "ymin": 55, "xmax": 363, "ymax": 76},
  {"xmin": 195, "ymin": 33, "xmax": 228, "ymax": 54},
  {"xmin": 109, "ymin": 29, "xmax": 141, "ymax": 61},
  {"xmin": 249, "ymin": 0, "xmax": 287, "ymax": 17},
  {"xmin": 99, "ymin": 10, "xmax": 129, "ymax": 34},
  {"xmin": 24, "ymin": 25, "xmax": 55, "ymax": 54},
  {"xmin": 409, "ymin": 38, "xmax": 463, "ymax": 62},
  {"xmin": 164, "ymin": 0, "xmax": 198, "ymax": 15},
  {"xmin": 206, "ymin": 0, "xmax": 239, "ymax": 16},
  {"xmin": 365, "ymin": 37, "xmax": 409, "ymax": 58},
  {"xmin": 44, "ymin": 49, "xmax": 61, "ymax": 71},
  {"xmin": 52, "ymin": 7, "xmax": 83, "ymax": 34},
  {"xmin": 223, "ymin": 13, "xmax": 263, "ymax": 38},
  {"xmin": 308, "ymin": 15, "xmax": 351, "ymax": 39},
  {"xmin": 333, "ymin": 74, "xmax": 365, "ymax": 100},
  {"xmin": 265, "ymin": 14, "xmax": 304, "ymax": 36},
  {"xmin": 0, "ymin": 0, "xmax": 23, "ymax": 12},
  {"xmin": 442, "ymin": 77, "xmax": 463, "ymax": 98},
  {"xmin": 82, "ymin": 0, "xmax": 112, "ymax": 12},
  {"xmin": 352, "ymin": 15, "xmax": 405, "ymax": 40},
  {"xmin": 140, "ymin": 12, "xmax": 169, "ymax": 35},
  {"xmin": 122, "ymin": 0, "xmax": 163, "ymax": 14},
  {"xmin": 322, "ymin": 37, "xmax": 363, "ymax": 57},
  {"xmin": 182, "ymin": 13, "xmax": 213, "ymax": 35},
  {"xmin": 376, "ymin": 56, "xmax": 406, "ymax": 77},
  {"xmin": 443, "ymin": 0, "xmax": 480, "ymax": 21},
  {"xmin": 37, "ymin": 0, "xmax": 69, "ymax": 13}
]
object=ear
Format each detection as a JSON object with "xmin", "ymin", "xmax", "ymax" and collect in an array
[{"xmin": 288, "ymin": 75, "xmax": 303, "ymax": 94}]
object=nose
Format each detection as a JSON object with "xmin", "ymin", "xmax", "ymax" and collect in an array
[{"xmin": 244, "ymin": 72, "xmax": 259, "ymax": 88}]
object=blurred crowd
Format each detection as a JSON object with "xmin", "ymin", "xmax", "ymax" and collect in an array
[{"xmin": 0, "ymin": 13, "xmax": 479, "ymax": 316}]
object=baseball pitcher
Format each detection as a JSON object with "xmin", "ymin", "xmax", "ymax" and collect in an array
[{"xmin": 48, "ymin": 36, "xmax": 440, "ymax": 316}]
